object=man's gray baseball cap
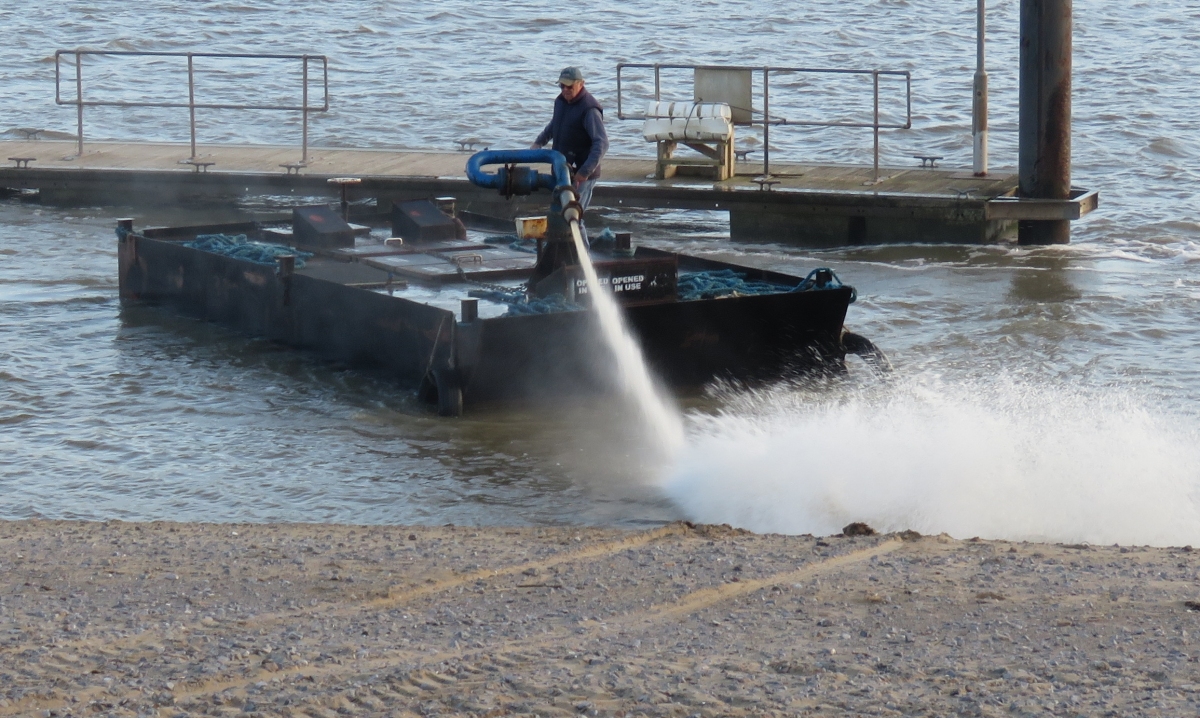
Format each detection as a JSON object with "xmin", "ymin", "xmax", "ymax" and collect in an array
[{"xmin": 558, "ymin": 66, "xmax": 584, "ymax": 85}]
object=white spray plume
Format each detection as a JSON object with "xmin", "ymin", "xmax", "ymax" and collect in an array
[
  {"xmin": 663, "ymin": 373, "xmax": 1200, "ymax": 547},
  {"xmin": 569, "ymin": 222, "xmax": 684, "ymax": 455}
]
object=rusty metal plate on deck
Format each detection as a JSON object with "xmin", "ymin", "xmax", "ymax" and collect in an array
[
  {"xmin": 296, "ymin": 258, "xmax": 395, "ymax": 285},
  {"xmin": 333, "ymin": 239, "xmax": 490, "ymax": 260},
  {"xmin": 362, "ymin": 253, "xmax": 453, "ymax": 272},
  {"xmin": 366, "ymin": 247, "xmax": 537, "ymax": 283},
  {"xmin": 411, "ymin": 240, "xmax": 493, "ymax": 253},
  {"xmin": 333, "ymin": 244, "xmax": 409, "ymax": 259}
]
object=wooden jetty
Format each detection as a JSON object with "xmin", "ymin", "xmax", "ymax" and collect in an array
[{"xmin": 0, "ymin": 139, "xmax": 1096, "ymax": 245}]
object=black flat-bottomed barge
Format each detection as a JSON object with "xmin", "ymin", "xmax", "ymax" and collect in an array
[{"xmin": 116, "ymin": 151, "xmax": 865, "ymax": 415}]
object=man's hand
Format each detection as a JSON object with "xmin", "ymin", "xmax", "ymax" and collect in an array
[{"xmin": 528, "ymin": 142, "xmax": 541, "ymax": 150}]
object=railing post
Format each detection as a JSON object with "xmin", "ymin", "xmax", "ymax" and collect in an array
[
  {"xmin": 302, "ymin": 56, "xmax": 309, "ymax": 164},
  {"xmin": 973, "ymin": 0, "xmax": 990, "ymax": 176},
  {"xmin": 906, "ymin": 72, "xmax": 913, "ymax": 128},
  {"xmin": 612, "ymin": 62, "xmax": 912, "ymax": 181},
  {"xmin": 75, "ymin": 52, "xmax": 84, "ymax": 157},
  {"xmin": 872, "ymin": 70, "xmax": 880, "ymax": 183},
  {"xmin": 616, "ymin": 65, "xmax": 623, "ymax": 118},
  {"xmin": 762, "ymin": 67, "xmax": 770, "ymax": 177},
  {"xmin": 54, "ymin": 50, "xmax": 331, "ymax": 164},
  {"xmin": 188, "ymin": 53, "xmax": 197, "ymax": 160}
]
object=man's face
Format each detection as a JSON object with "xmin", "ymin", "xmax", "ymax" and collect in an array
[{"xmin": 560, "ymin": 80, "xmax": 584, "ymax": 102}]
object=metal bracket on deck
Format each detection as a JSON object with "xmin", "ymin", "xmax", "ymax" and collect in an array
[
  {"xmin": 985, "ymin": 188, "xmax": 1099, "ymax": 221},
  {"xmin": 182, "ymin": 159, "xmax": 215, "ymax": 173}
]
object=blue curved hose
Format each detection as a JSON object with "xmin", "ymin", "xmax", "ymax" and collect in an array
[{"xmin": 465, "ymin": 149, "xmax": 573, "ymax": 192}]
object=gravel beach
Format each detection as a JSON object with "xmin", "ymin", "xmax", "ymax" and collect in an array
[{"xmin": 2, "ymin": 519, "xmax": 1199, "ymax": 717}]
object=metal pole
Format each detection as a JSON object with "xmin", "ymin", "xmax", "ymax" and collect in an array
[
  {"xmin": 973, "ymin": 0, "xmax": 989, "ymax": 175},
  {"xmin": 653, "ymin": 65, "xmax": 661, "ymax": 101},
  {"xmin": 616, "ymin": 65, "xmax": 623, "ymax": 118},
  {"xmin": 302, "ymin": 57, "xmax": 309, "ymax": 164},
  {"xmin": 873, "ymin": 71, "xmax": 880, "ymax": 182},
  {"xmin": 1018, "ymin": 0, "xmax": 1072, "ymax": 244},
  {"xmin": 906, "ymin": 72, "xmax": 912, "ymax": 128},
  {"xmin": 762, "ymin": 67, "xmax": 770, "ymax": 176},
  {"xmin": 188, "ymin": 54, "xmax": 197, "ymax": 160},
  {"xmin": 75, "ymin": 52, "xmax": 84, "ymax": 157},
  {"xmin": 322, "ymin": 57, "xmax": 329, "ymax": 111}
]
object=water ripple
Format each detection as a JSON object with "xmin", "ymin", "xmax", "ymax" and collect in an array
[{"xmin": 0, "ymin": 2, "xmax": 1197, "ymax": 531}]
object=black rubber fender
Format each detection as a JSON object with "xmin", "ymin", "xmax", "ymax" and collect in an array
[
  {"xmin": 434, "ymin": 369, "xmax": 463, "ymax": 417},
  {"xmin": 418, "ymin": 369, "xmax": 464, "ymax": 417},
  {"xmin": 841, "ymin": 330, "xmax": 892, "ymax": 375}
]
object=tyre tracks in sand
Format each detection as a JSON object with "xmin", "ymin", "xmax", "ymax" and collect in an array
[{"xmin": 0, "ymin": 521, "xmax": 904, "ymax": 717}]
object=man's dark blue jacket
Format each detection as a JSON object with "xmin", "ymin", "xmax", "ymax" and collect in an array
[{"xmin": 534, "ymin": 88, "xmax": 609, "ymax": 181}]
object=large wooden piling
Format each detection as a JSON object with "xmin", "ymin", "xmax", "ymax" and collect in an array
[{"xmin": 1018, "ymin": 0, "xmax": 1073, "ymax": 245}]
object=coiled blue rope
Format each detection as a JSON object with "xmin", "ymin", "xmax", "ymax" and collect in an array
[
  {"xmin": 468, "ymin": 288, "xmax": 582, "ymax": 317},
  {"xmin": 115, "ymin": 226, "xmax": 142, "ymax": 242},
  {"xmin": 678, "ymin": 268, "xmax": 855, "ymax": 303},
  {"xmin": 183, "ymin": 234, "xmax": 314, "ymax": 268},
  {"xmin": 794, "ymin": 268, "xmax": 857, "ymax": 303},
  {"xmin": 483, "ymin": 234, "xmax": 538, "ymax": 254},
  {"xmin": 469, "ymin": 267, "xmax": 854, "ymax": 318},
  {"xmin": 677, "ymin": 269, "xmax": 782, "ymax": 300}
]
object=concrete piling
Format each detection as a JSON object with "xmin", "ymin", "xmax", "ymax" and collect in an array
[{"xmin": 1018, "ymin": 0, "xmax": 1073, "ymax": 245}]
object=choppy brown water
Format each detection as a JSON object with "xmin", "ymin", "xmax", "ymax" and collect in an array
[{"xmin": 1, "ymin": 1, "xmax": 1199, "ymax": 542}]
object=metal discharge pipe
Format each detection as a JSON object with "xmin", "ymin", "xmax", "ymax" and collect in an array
[
  {"xmin": 465, "ymin": 149, "xmax": 572, "ymax": 192},
  {"xmin": 465, "ymin": 149, "xmax": 578, "ymax": 218},
  {"xmin": 1018, "ymin": 0, "xmax": 1073, "ymax": 244}
]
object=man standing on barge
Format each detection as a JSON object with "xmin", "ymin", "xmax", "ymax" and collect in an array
[{"xmin": 530, "ymin": 66, "xmax": 609, "ymax": 240}]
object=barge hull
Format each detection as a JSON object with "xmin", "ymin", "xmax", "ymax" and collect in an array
[
  {"xmin": 119, "ymin": 231, "xmax": 852, "ymax": 408},
  {"xmin": 453, "ymin": 287, "xmax": 849, "ymax": 405},
  {"xmin": 120, "ymin": 232, "xmax": 453, "ymax": 384}
]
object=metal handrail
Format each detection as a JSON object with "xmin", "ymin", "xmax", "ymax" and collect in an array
[
  {"xmin": 54, "ymin": 50, "xmax": 330, "ymax": 163},
  {"xmin": 616, "ymin": 63, "xmax": 912, "ymax": 180}
]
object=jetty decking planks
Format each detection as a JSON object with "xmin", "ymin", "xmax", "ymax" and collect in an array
[
  {"xmin": 0, "ymin": 139, "xmax": 1027, "ymax": 244},
  {"xmin": 0, "ymin": 139, "xmax": 1015, "ymax": 195}
]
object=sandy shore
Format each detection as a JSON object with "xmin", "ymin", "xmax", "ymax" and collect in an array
[{"xmin": 1, "ymin": 520, "xmax": 1199, "ymax": 717}]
